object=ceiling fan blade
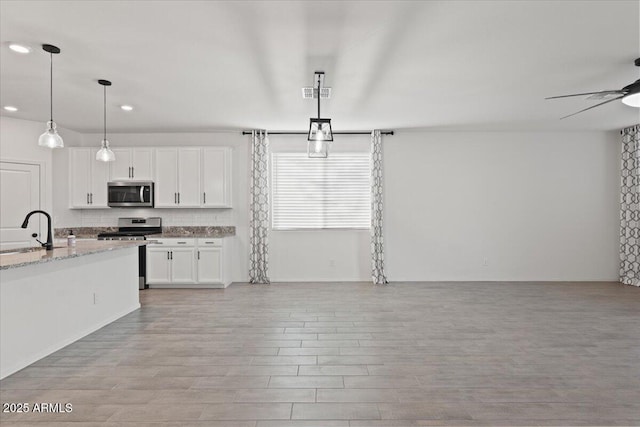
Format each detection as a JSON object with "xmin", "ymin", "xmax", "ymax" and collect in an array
[
  {"xmin": 545, "ymin": 90, "xmax": 624, "ymax": 99},
  {"xmin": 560, "ymin": 96, "xmax": 624, "ymax": 119},
  {"xmin": 546, "ymin": 90, "xmax": 623, "ymax": 100}
]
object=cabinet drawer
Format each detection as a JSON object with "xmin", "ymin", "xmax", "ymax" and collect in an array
[
  {"xmin": 148, "ymin": 238, "xmax": 196, "ymax": 246},
  {"xmin": 198, "ymin": 238, "xmax": 223, "ymax": 247}
]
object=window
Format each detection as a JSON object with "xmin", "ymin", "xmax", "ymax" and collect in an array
[{"xmin": 272, "ymin": 153, "xmax": 371, "ymax": 230}]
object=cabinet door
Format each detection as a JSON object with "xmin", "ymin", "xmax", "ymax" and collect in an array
[
  {"xmin": 197, "ymin": 247, "xmax": 222, "ymax": 284},
  {"xmin": 202, "ymin": 148, "xmax": 231, "ymax": 207},
  {"xmin": 146, "ymin": 247, "xmax": 171, "ymax": 284},
  {"xmin": 69, "ymin": 149, "xmax": 91, "ymax": 208},
  {"xmin": 170, "ymin": 247, "xmax": 197, "ymax": 284},
  {"xmin": 132, "ymin": 148, "xmax": 153, "ymax": 180},
  {"xmin": 177, "ymin": 148, "xmax": 201, "ymax": 207},
  {"xmin": 109, "ymin": 149, "xmax": 133, "ymax": 181},
  {"xmin": 90, "ymin": 149, "xmax": 110, "ymax": 207},
  {"xmin": 155, "ymin": 148, "xmax": 178, "ymax": 207}
]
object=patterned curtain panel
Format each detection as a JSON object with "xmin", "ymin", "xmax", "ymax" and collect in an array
[
  {"xmin": 620, "ymin": 124, "xmax": 640, "ymax": 287},
  {"xmin": 249, "ymin": 130, "xmax": 270, "ymax": 284},
  {"xmin": 371, "ymin": 130, "xmax": 388, "ymax": 285}
]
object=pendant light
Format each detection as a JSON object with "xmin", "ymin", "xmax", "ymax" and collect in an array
[
  {"xmin": 38, "ymin": 44, "xmax": 64, "ymax": 148},
  {"xmin": 96, "ymin": 79, "xmax": 115, "ymax": 162},
  {"xmin": 307, "ymin": 71, "xmax": 332, "ymax": 158}
]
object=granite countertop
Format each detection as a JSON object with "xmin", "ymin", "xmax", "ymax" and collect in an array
[
  {"xmin": 147, "ymin": 226, "xmax": 235, "ymax": 238},
  {"xmin": 0, "ymin": 240, "xmax": 149, "ymax": 270},
  {"xmin": 54, "ymin": 226, "xmax": 235, "ymax": 239}
]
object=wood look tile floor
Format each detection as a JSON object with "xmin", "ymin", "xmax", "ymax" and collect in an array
[{"xmin": 1, "ymin": 281, "xmax": 639, "ymax": 426}]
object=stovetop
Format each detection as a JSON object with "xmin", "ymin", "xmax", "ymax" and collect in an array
[{"xmin": 97, "ymin": 217, "xmax": 162, "ymax": 240}]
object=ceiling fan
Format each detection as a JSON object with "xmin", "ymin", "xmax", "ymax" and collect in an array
[{"xmin": 546, "ymin": 58, "xmax": 640, "ymax": 119}]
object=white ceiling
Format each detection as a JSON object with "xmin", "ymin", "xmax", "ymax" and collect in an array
[{"xmin": 0, "ymin": 0, "xmax": 639, "ymax": 133}]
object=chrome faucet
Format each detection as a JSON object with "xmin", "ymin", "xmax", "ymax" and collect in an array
[{"xmin": 21, "ymin": 210, "xmax": 53, "ymax": 250}]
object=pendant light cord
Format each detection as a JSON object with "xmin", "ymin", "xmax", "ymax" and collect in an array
[
  {"xmin": 103, "ymin": 84, "xmax": 107, "ymax": 141},
  {"xmin": 49, "ymin": 52, "xmax": 53, "ymax": 122},
  {"xmin": 317, "ymin": 74, "xmax": 321, "ymax": 119}
]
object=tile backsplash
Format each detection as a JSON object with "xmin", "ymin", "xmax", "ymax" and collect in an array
[{"xmin": 79, "ymin": 208, "xmax": 235, "ymax": 227}]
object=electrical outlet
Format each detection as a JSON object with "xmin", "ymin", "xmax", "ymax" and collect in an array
[{"xmin": 482, "ymin": 257, "xmax": 489, "ymax": 267}]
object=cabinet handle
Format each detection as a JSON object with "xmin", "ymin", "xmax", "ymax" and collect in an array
[
  {"xmin": 170, "ymin": 251, "xmax": 173, "ymax": 260},
  {"xmin": 87, "ymin": 193, "xmax": 89, "ymax": 204},
  {"xmin": 178, "ymin": 193, "xmax": 180, "ymax": 204},
  {"xmin": 167, "ymin": 251, "xmax": 170, "ymax": 260},
  {"xmin": 203, "ymin": 192, "xmax": 206, "ymax": 204},
  {"xmin": 90, "ymin": 193, "xmax": 93, "ymax": 204},
  {"xmin": 177, "ymin": 241, "xmax": 187, "ymax": 244},
  {"xmin": 174, "ymin": 193, "xmax": 177, "ymax": 204},
  {"xmin": 132, "ymin": 166, "xmax": 135, "ymax": 178},
  {"xmin": 197, "ymin": 251, "xmax": 200, "ymax": 260},
  {"xmin": 128, "ymin": 167, "xmax": 131, "ymax": 178}
]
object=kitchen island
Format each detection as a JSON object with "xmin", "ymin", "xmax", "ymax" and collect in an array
[{"xmin": 0, "ymin": 240, "xmax": 147, "ymax": 379}]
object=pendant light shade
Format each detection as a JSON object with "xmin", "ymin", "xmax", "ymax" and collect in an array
[
  {"xmin": 96, "ymin": 79, "xmax": 115, "ymax": 162},
  {"xmin": 96, "ymin": 140, "xmax": 115, "ymax": 162},
  {"xmin": 38, "ymin": 121, "xmax": 64, "ymax": 148},
  {"xmin": 307, "ymin": 72, "xmax": 332, "ymax": 158},
  {"xmin": 38, "ymin": 44, "xmax": 63, "ymax": 148}
]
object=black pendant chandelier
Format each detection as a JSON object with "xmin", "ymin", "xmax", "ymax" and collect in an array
[{"xmin": 307, "ymin": 71, "xmax": 332, "ymax": 158}]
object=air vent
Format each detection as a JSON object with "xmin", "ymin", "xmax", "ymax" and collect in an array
[{"xmin": 301, "ymin": 87, "xmax": 332, "ymax": 99}]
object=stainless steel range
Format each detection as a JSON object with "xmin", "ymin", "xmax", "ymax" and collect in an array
[{"xmin": 98, "ymin": 217, "xmax": 162, "ymax": 289}]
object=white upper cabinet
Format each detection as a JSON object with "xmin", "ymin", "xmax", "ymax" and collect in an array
[
  {"xmin": 177, "ymin": 148, "xmax": 202, "ymax": 207},
  {"xmin": 154, "ymin": 147, "xmax": 231, "ymax": 208},
  {"xmin": 155, "ymin": 148, "xmax": 201, "ymax": 208},
  {"xmin": 202, "ymin": 147, "xmax": 232, "ymax": 208},
  {"xmin": 110, "ymin": 148, "xmax": 153, "ymax": 181},
  {"xmin": 68, "ymin": 146, "xmax": 232, "ymax": 209},
  {"xmin": 68, "ymin": 148, "xmax": 109, "ymax": 208},
  {"xmin": 155, "ymin": 148, "xmax": 179, "ymax": 207}
]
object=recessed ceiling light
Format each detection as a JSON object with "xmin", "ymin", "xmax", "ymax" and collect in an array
[
  {"xmin": 120, "ymin": 105, "xmax": 133, "ymax": 111},
  {"xmin": 9, "ymin": 44, "xmax": 31, "ymax": 54},
  {"xmin": 3, "ymin": 106, "xmax": 18, "ymax": 112}
]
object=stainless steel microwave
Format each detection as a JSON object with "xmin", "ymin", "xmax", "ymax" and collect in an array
[{"xmin": 107, "ymin": 182, "xmax": 154, "ymax": 207}]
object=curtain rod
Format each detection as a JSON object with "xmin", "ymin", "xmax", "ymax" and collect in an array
[{"xmin": 242, "ymin": 130, "xmax": 394, "ymax": 136}]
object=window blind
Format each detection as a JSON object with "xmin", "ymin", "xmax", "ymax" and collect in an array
[{"xmin": 272, "ymin": 153, "xmax": 371, "ymax": 230}]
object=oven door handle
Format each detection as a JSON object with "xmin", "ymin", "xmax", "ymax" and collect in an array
[{"xmin": 140, "ymin": 186, "xmax": 145, "ymax": 203}]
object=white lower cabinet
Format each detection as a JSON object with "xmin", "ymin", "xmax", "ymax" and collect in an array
[
  {"xmin": 146, "ymin": 246, "xmax": 172, "ymax": 284},
  {"xmin": 146, "ymin": 238, "xmax": 230, "ymax": 288}
]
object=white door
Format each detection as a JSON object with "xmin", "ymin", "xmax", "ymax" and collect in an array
[
  {"xmin": 109, "ymin": 148, "xmax": 133, "ymax": 181},
  {"xmin": 178, "ymin": 148, "xmax": 201, "ymax": 207},
  {"xmin": 90, "ymin": 150, "xmax": 110, "ymax": 207},
  {"xmin": 197, "ymin": 247, "xmax": 222, "ymax": 284},
  {"xmin": 146, "ymin": 247, "xmax": 171, "ymax": 284},
  {"xmin": 131, "ymin": 148, "xmax": 153, "ymax": 180},
  {"xmin": 0, "ymin": 162, "xmax": 41, "ymax": 250},
  {"xmin": 171, "ymin": 247, "xmax": 197, "ymax": 283},
  {"xmin": 202, "ymin": 148, "xmax": 229, "ymax": 207},
  {"xmin": 155, "ymin": 148, "xmax": 178, "ymax": 207},
  {"xmin": 69, "ymin": 148, "xmax": 91, "ymax": 208}
]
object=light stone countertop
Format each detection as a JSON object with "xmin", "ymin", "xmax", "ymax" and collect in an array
[
  {"xmin": 0, "ymin": 240, "xmax": 149, "ymax": 270},
  {"xmin": 54, "ymin": 226, "xmax": 236, "ymax": 239}
]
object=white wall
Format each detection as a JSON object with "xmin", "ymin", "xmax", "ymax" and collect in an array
[
  {"xmin": 31, "ymin": 123, "xmax": 620, "ymax": 283},
  {"xmin": 52, "ymin": 131, "xmax": 250, "ymax": 283},
  {"xmin": 1, "ymin": 116, "xmax": 82, "ymax": 236},
  {"xmin": 384, "ymin": 131, "xmax": 621, "ymax": 281}
]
